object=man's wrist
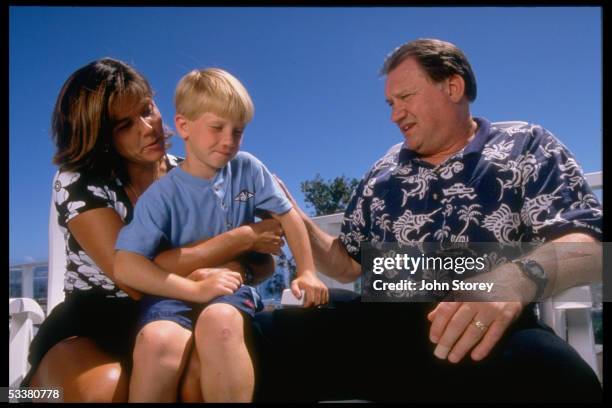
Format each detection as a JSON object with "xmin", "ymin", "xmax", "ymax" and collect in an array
[{"xmin": 513, "ymin": 259, "xmax": 548, "ymax": 302}]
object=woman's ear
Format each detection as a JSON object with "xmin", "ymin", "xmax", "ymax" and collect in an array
[{"xmin": 174, "ymin": 114, "xmax": 189, "ymax": 140}]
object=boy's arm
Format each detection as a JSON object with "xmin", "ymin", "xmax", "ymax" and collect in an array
[
  {"xmin": 153, "ymin": 219, "xmax": 283, "ymax": 277},
  {"xmin": 273, "ymin": 208, "xmax": 329, "ymax": 306},
  {"xmin": 115, "ymin": 250, "xmax": 242, "ymax": 303},
  {"xmin": 274, "ymin": 176, "xmax": 362, "ymax": 284}
]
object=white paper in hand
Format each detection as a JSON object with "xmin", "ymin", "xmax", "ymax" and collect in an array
[{"xmin": 281, "ymin": 288, "xmax": 305, "ymax": 307}]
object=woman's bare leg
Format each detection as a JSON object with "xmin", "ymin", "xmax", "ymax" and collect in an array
[
  {"xmin": 29, "ymin": 336, "xmax": 129, "ymax": 402},
  {"xmin": 179, "ymin": 347, "xmax": 204, "ymax": 402}
]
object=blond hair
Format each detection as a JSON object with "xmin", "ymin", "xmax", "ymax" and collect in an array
[{"xmin": 174, "ymin": 68, "xmax": 254, "ymax": 123}]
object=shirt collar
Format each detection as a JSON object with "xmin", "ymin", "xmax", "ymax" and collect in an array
[
  {"xmin": 172, "ymin": 164, "xmax": 226, "ymax": 190},
  {"xmin": 398, "ymin": 117, "xmax": 492, "ymax": 164}
]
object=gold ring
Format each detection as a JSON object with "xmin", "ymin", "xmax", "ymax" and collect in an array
[{"xmin": 473, "ymin": 320, "xmax": 487, "ymax": 332}]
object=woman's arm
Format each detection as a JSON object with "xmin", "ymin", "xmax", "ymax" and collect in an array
[
  {"xmin": 68, "ymin": 208, "xmax": 142, "ymax": 299},
  {"xmin": 153, "ymin": 218, "xmax": 284, "ymax": 277},
  {"xmin": 68, "ymin": 208, "xmax": 283, "ymax": 299}
]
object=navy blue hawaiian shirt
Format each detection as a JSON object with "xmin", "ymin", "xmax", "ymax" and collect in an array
[{"xmin": 340, "ymin": 117, "xmax": 602, "ymax": 266}]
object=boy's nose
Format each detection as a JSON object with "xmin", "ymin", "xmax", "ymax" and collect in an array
[{"xmin": 220, "ymin": 129, "xmax": 237, "ymax": 148}]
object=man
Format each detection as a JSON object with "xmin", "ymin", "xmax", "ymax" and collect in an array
[{"xmin": 259, "ymin": 38, "xmax": 602, "ymax": 402}]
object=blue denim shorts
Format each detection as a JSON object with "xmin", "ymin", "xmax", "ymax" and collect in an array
[{"xmin": 137, "ymin": 285, "xmax": 264, "ymax": 332}]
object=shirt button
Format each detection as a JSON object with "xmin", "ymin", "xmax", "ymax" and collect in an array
[{"xmin": 432, "ymin": 193, "xmax": 438, "ymax": 200}]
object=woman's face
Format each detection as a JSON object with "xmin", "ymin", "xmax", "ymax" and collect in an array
[{"xmin": 111, "ymin": 96, "xmax": 166, "ymax": 166}]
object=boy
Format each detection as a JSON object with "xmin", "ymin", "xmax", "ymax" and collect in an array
[{"xmin": 114, "ymin": 68, "xmax": 328, "ymax": 402}]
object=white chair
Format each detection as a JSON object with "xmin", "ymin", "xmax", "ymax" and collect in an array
[{"xmin": 9, "ymin": 172, "xmax": 66, "ymax": 387}]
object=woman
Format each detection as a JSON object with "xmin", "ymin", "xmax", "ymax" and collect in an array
[{"xmin": 25, "ymin": 58, "xmax": 282, "ymax": 402}]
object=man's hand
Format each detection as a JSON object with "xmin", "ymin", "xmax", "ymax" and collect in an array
[
  {"xmin": 189, "ymin": 268, "xmax": 243, "ymax": 303},
  {"xmin": 427, "ymin": 301, "xmax": 523, "ymax": 363},
  {"xmin": 290, "ymin": 272, "xmax": 329, "ymax": 307},
  {"xmin": 425, "ymin": 261, "xmax": 536, "ymax": 363},
  {"xmin": 244, "ymin": 219, "xmax": 285, "ymax": 255}
]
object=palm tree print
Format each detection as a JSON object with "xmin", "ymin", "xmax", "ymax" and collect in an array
[{"xmin": 454, "ymin": 204, "xmax": 483, "ymax": 241}]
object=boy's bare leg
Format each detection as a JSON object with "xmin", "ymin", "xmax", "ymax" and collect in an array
[
  {"xmin": 129, "ymin": 320, "xmax": 193, "ymax": 402},
  {"xmin": 196, "ymin": 303, "xmax": 254, "ymax": 402}
]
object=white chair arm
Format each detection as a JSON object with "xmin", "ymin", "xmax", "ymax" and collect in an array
[
  {"xmin": 9, "ymin": 298, "xmax": 45, "ymax": 387},
  {"xmin": 538, "ymin": 285, "xmax": 600, "ymax": 382},
  {"xmin": 550, "ymin": 285, "xmax": 592, "ymax": 310},
  {"xmin": 9, "ymin": 297, "xmax": 45, "ymax": 323}
]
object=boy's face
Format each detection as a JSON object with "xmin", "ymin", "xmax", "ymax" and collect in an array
[{"xmin": 176, "ymin": 111, "xmax": 245, "ymax": 177}]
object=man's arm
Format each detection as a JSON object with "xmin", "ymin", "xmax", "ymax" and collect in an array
[
  {"xmin": 428, "ymin": 231, "xmax": 601, "ymax": 364},
  {"xmin": 516, "ymin": 232, "xmax": 601, "ymax": 300}
]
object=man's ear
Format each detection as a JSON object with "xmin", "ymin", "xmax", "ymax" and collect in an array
[
  {"xmin": 446, "ymin": 74, "xmax": 466, "ymax": 103},
  {"xmin": 174, "ymin": 114, "xmax": 189, "ymax": 140}
]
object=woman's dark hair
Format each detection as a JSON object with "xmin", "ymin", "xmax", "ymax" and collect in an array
[
  {"xmin": 52, "ymin": 58, "xmax": 155, "ymax": 180},
  {"xmin": 380, "ymin": 38, "xmax": 477, "ymax": 102}
]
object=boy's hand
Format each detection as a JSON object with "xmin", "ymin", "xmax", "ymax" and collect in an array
[
  {"xmin": 245, "ymin": 219, "xmax": 285, "ymax": 255},
  {"xmin": 291, "ymin": 272, "xmax": 329, "ymax": 307},
  {"xmin": 190, "ymin": 268, "xmax": 243, "ymax": 303}
]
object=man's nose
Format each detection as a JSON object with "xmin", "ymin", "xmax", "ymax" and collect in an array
[{"xmin": 391, "ymin": 105, "xmax": 405, "ymax": 124}]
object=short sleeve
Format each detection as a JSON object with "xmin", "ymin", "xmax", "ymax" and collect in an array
[
  {"xmin": 339, "ymin": 175, "xmax": 371, "ymax": 264},
  {"xmin": 520, "ymin": 127, "xmax": 602, "ymax": 241},
  {"xmin": 115, "ymin": 187, "xmax": 170, "ymax": 259},
  {"xmin": 246, "ymin": 153, "xmax": 292, "ymax": 215},
  {"xmin": 53, "ymin": 170, "xmax": 126, "ymax": 227}
]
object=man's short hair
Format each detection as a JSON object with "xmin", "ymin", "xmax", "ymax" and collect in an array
[
  {"xmin": 175, "ymin": 68, "xmax": 254, "ymax": 123},
  {"xmin": 380, "ymin": 38, "xmax": 477, "ymax": 102}
]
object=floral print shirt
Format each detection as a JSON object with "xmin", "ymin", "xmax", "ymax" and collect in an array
[
  {"xmin": 340, "ymin": 118, "xmax": 602, "ymax": 265},
  {"xmin": 52, "ymin": 154, "xmax": 182, "ymax": 297}
]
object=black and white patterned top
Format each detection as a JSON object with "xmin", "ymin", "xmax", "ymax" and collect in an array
[
  {"xmin": 52, "ymin": 154, "xmax": 182, "ymax": 298},
  {"xmin": 340, "ymin": 118, "xmax": 602, "ymax": 264}
]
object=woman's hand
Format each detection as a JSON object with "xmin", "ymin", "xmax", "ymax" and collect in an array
[{"xmin": 244, "ymin": 219, "xmax": 285, "ymax": 255}]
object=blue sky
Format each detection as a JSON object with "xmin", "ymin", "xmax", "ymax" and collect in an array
[{"xmin": 9, "ymin": 6, "xmax": 602, "ymax": 264}]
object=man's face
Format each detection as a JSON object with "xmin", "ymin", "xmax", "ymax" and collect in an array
[
  {"xmin": 177, "ymin": 111, "xmax": 244, "ymax": 177},
  {"xmin": 384, "ymin": 57, "xmax": 455, "ymax": 156}
]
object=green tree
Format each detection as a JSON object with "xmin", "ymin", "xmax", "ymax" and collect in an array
[{"xmin": 300, "ymin": 174, "xmax": 360, "ymax": 216}]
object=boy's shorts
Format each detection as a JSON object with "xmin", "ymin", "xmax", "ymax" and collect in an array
[{"xmin": 136, "ymin": 285, "xmax": 264, "ymax": 332}]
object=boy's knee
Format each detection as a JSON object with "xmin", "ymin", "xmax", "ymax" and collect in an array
[
  {"xmin": 195, "ymin": 304, "xmax": 244, "ymax": 346},
  {"xmin": 134, "ymin": 321, "xmax": 191, "ymax": 368}
]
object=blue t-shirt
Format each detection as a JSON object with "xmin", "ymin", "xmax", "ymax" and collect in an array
[
  {"xmin": 116, "ymin": 151, "xmax": 292, "ymax": 258},
  {"xmin": 340, "ymin": 118, "xmax": 602, "ymax": 263}
]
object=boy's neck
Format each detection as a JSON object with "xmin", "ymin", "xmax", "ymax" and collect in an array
[{"xmin": 181, "ymin": 156, "xmax": 218, "ymax": 180}]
